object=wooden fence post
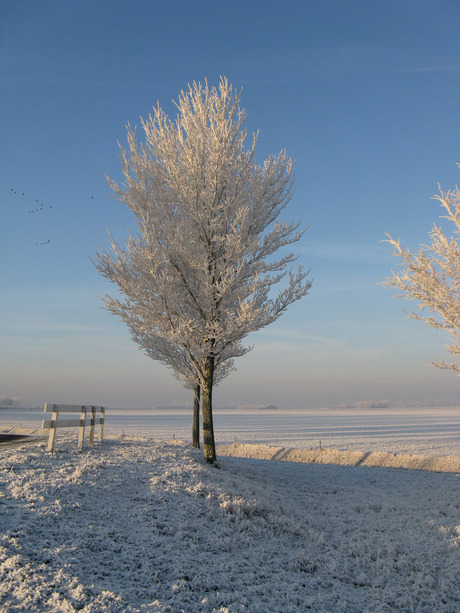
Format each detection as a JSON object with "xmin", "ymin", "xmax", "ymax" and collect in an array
[
  {"xmin": 89, "ymin": 406, "xmax": 96, "ymax": 446},
  {"xmin": 47, "ymin": 403, "xmax": 58, "ymax": 452},
  {"xmin": 77, "ymin": 406, "xmax": 86, "ymax": 450},
  {"xmin": 99, "ymin": 407, "xmax": 105, "ymax": 443}
]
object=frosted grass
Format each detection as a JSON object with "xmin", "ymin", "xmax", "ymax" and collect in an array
[{"xmin": 1, "ymin": 438, "xmax": 459, "ymax": 612}]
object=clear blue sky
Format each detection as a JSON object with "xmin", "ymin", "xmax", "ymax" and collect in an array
[{"xmin": 1, "ymin": 0, "xmax": 460, "ymax": 410}]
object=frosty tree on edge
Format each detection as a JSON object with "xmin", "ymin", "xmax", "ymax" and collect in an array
[{"xmin": 385, "ymin": 166, "xmax": 460, "ymax": 375}]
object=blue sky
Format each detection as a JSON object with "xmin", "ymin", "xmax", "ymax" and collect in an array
[{"xmin": 1, "ymin": 0, "xmax": 460, "ymax": 409}]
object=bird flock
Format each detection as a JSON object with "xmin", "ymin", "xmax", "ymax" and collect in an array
[
  {"xmin": 28, "ymin": 201, "xmax": 52, "ymax": 214},
  {"xmin": 10, "ymin": 187, "xmax": 96, "ymax": 246},
  {"xmin": 10, "ymin": 187, "xmax": 53, "ymax": 245}
]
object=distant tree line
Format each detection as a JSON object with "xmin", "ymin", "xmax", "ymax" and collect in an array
[
  {"xmin": 330, "ymin": 401, "xmax": 390, "ymax": 409},
  {"xmin": 354, "ymin": 401, "xmax": 390, "ymax": 409},
  {"xmin": 0, "ymin": 396, "xmax": 22, "ymax": 408}
]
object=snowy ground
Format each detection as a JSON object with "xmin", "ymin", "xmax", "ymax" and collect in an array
[{"xmin": 1, "ymin": 435, "xmax": 459, "ymax": 612}]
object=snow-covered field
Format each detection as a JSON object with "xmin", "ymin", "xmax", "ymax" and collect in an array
[
  {"xmin": 1, "ymin": 408, "xmax": 459, "ymax": 611},
  {"xmin": 2, "ymin": 405, "xmax": 460, "ymax": 456}
]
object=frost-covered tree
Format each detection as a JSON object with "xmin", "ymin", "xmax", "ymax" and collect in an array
[
  {"xmin": 94, "ymin": 77, "xmax": 311, "ymax": 464},
  {"xmin": 385, "ymin": 168, "xmax": 460, "ymax": 373}
]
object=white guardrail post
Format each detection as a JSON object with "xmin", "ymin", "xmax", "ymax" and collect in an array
[{"xmin": 43, "ymin": 403, "xmax": 105, "ymax": 452}]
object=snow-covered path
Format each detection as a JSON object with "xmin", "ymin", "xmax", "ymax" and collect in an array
[{"xmin": 1, "ymin": 438, "xmax": 459, "ymax": 612}]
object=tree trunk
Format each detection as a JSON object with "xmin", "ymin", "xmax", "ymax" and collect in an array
[
  {"xmin": 192, "ymin": 384, "xmax": 200, "ymax": 448},
  {"xmin": 201, "ymin": 355, "xmax": 217, "ymax": 465}
]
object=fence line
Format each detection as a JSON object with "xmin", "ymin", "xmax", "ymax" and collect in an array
[{"xmin": 42, "ymin": 404, "xmax": 105, "ymax": 452}]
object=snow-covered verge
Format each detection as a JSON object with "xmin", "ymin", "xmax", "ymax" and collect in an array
[
  {"xmin": 216, "ymin": 443, "xmax": 460, "ymax": 473},
  {"xmin": 1, "ymin": 437, "xmax": 459, "ymax": 612}
]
